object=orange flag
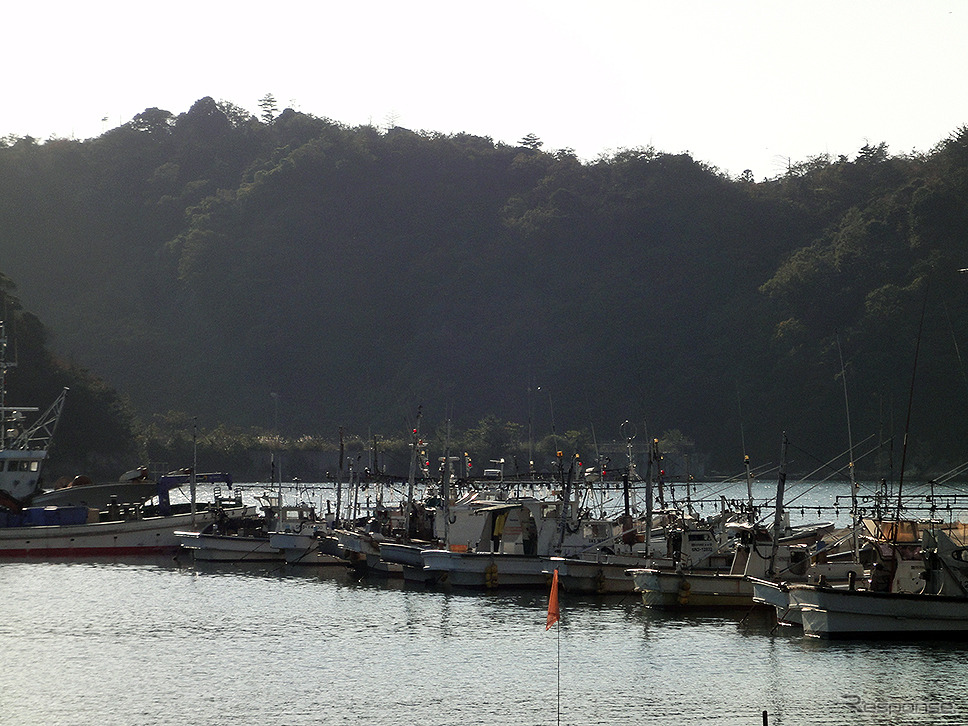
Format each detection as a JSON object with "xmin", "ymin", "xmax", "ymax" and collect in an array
[{"xmin": 546, "ymin": 568, "xmax": 560, "ymax": 630}]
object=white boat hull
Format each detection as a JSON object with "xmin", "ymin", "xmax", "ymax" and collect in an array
[
  {"xmin": 421, "ymin": 549, "xmax": 551, "ymax": 589},
  {"xmin": 543, "ymin": 555, "xmax": 642, "ymax": 594},
  {"xmin": 267, "ymin": 530, "xmax": 348, "ymax": 566},
  {"xmin": 789, "ymin": 585, "xmax": 968, "ymax": 638},
  {"xmin": 750, "ymin": 578, "xmax": 802, "ymax": 626},
  {"xmin": 0, "ymin": 505, "xmax": 250, "ymax": 557},
  {"xmin": 379, "ymin": 541, "xmax": 436, "ymax": 582},
  {"xmin": 32, "ymin": 480, "xmax": 160, "ymax": 508},
  {"xmin": 175, "ymin": 531, "xmax": 281, "ymax": 562},
  {"xmin": 629, "ymin": 568, "xmax": 756, "ymax": 608},
  {"xmin": 379, "ymin": 541, "xmax": 426, "ymax": 568}
]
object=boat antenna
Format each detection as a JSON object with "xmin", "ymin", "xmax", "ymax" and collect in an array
[
  {"xmin": 768, "ymin": 432, "xmax": 789, "ymax": 575},
  {"xmin": 837, "ymin": 337, "xmax": 860, "ymax": 561},
  {"xmin": 336, "ymin": 427, "xmax": 344, "ymax": 526},
  {"xmin": 893, "ymin": 284, "xmax": 929, "ymax": 542},
  {"xmin": 555, "ymin": 452, "xmax": 576, "ymax": 554},
  {"xmin": 737, "ymin": 386, "xmax": 755, "ymax": 523},
  {"xmin": 589, "ymin": 421, "xmax": 600, "ymax": 478},
  {"xmin": 190, "ymin": 417, "xmax": 198, "ymax": 527},
  {"xmin": 653, "ymin": 436, "xmax": 665, "ymax": 509},
  {"xmin": 527, "ymin": 377, "xmax": 534, "ymax": 474},
  {"xmin": 403, "ymin": 405, "xmax": 421, "ymax": 541},
  {"xmin": 548, "ymin": 389, "xmax": 558, "ymax": 457},
  {"xmin": 621, "ymin": 420, "xmax": 636, "ymax": 518},
  {"xmin": 271, "ymin": 392, "xmax": 282, "ymax": 514},
  {"xmin": 621, "ymin": 420, "xmax": 637, "ymax": 480},
  {"xmin": 643, "ymin": 422, "xmax": 654, "ymax": 559},
  {"xmin": 441, "ymin": 418, "xmax": 452, "ymax": 546}
]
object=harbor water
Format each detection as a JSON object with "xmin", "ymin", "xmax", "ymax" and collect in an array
[{"xmin": 3, "ymin": 478, "xmax": 968, "ymax": 726}]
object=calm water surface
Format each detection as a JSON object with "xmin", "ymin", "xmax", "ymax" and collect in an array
[{"xmin": 2, "ymin": 479, "xmax": 967, "ymax": 726}]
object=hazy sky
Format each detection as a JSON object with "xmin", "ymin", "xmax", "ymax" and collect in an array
[{"xmin": 4, "ymin": 1, "xmax": 967, "ymax": 179}]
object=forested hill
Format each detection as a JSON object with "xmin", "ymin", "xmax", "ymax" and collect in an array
[{"xmin": 3, "ymin": 96, "xmax": 968, "ymax": 475}]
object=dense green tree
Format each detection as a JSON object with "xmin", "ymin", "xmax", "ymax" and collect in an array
[
  {"xmin": 0, "ymin": 274, "xmax": 138, "ymax": 479},
  {"xmin": 3, "ymin": 99, "xmax": 968, "ymax": 477},
  {"xmin": 258, "ymin": 93, "xmax": 278, "ymax": 124}
]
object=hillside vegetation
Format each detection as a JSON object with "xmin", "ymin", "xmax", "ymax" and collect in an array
[{"xmin": 3, "ymin": 98, "xmax": 968, "ymax": 478}]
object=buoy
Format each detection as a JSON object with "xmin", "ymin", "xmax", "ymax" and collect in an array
[
  {"xmin": 677, "ymin": 578, "xmax": 691, "ymax": 605},
  {"xmin": 484, "ymin": 562, "xmax": 498, "ymax": 589}
]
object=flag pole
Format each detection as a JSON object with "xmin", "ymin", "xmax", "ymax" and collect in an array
[
  {"xmin": 546, "ymin": 568, "xmax": 561, "ymax": 725},
  {"xmin": 557, "ymin": 618, "xmax": 560, "ymax": 726}
]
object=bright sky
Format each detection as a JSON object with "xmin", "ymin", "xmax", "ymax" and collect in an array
[{"xmin": 4, "ymin": 1, "xmax": 967, "ymax": 179}]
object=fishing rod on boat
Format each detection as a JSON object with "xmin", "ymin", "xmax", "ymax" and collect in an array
[
  {"xmin": 725, "ymin": 434, "xmax": 884, "ymax": 534},
  {"xmin": 836, "ymin": 335, "xmax": 861, "ymax": 562},
  {"xmin": 893, "ymin": 282, "xmax": 929, "ymax": 545},
  {"xmin": 929, "ymin": 460, "xmax": 968, "ymax": 488},
  {"xmin": 736, "ymin": 387, "xmax": 755, "ymax": 523}
]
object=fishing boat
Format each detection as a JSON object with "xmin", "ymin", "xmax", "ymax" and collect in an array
[
  {"xmin": 783, "ymin": 305, "xmax": 968, "ymax": 637},
  {"xmin": 629, "ymin": 433, "xmax": 842, "ymax": 608},
  {"xmin": 0, "ymin": 484, "xmax": 250, "ymax": 557},
  {"xmin": 0, "ymin": 319, "xmax": 255, "ymax": 556},
  {"xmin": 333, "ymin": 496, "xmax": 438, "ymax": 575},
  {"xmin": 543, "ymin": 506, "xmax": 748, "ymax": 595},
  {"xmin": 0, "ymin": 321, "xmax": 68, "ymax": 509},
  {"xmin": 333, "ymin": 412, "xmax": 451, "ymax": 577},
  {"xmin": 749, "ymin": 518, "xmax": 919, "ymax": 626},
  {"xmin": 175, "ymin": 492, "xmax": 281, "ymax": 562},
  {"xmin": 176, "ymin": 482, "xmax": 333, "ymax": 565},
  {"xmin": 782, "ymin": 524, "xmax": 968, "ymax": 637},
  {"xmin": 629, "ymin": 525, "xmax": 819, "ymax": 609},
  {"xmin": 419, "ymin": 442, "xmax": 734, "ymax": 592},
  {"xmin": 31, "ymin": 467, "xmax": 160, "ymax": 508},
  {"xmin": 421, "ymin": 492, "xmax": 637, "ymax": 589},
  {"xmin": 268, "ymin": 526, "xmax": 347, "ymax": 566},
  {"xmin": 790, "ymin": 583, "xmax": 968, "ymax": 638}
]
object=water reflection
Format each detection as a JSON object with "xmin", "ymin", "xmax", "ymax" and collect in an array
[{"xmin": 4, "ymin": 531, "xmax": 968, "ymax": 724}]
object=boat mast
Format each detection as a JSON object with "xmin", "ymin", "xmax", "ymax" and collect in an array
[
  {"xmin": 744, "ymin": 455, "xmax": 755, "ymax": 523},
  {"xmin": 768, "ymin": 432, "xmax": 789, "ymax": 574},
  {"xmin": 738, "ymin": 390, "xmax": 755, "ymax": 522},
  {"xmin": 403, "ymin": 406, "xmax": 421, "ymax": 540},
  {"xmin": 622, "ymin": 421, "xmax": 635, "ymax": 519},
  {"xmin": 441, "ymin": 418, "xmax": 452, "ymax": 546},
  {"xmin": 351, "ymin": 456, "xmax": 360, "ymax": 523},
  {"xmin": 837, "ymin": 338, "xmax": 860, "ymax": 561},
  {"xmin": 336, "ymin": 427, "xmax": 344, "ymax": 527},
  {"xmin": 644, "ymin": 434, "xmax": 654, "ymax": 559},
  {"xmin": 893, "ymin": 287, "xmax": 928, "ymax": 542},
  {"xmin": 527, "ymin": 378, "xmax": 534, "ymax": 474},
  {"xmin": 190, "ymin": 417, "xmax": 197, "ymax": 527},
  {"xmin": 555, "ymin": 454, "xmax": 575, "ymax": 555},
  {"xmin": 272, "ymin": 392, "xmax": 282, "ymax": 518},
  {"xmin": 0, "ymin": 322, "xmax": 42, "ymax": 453}
]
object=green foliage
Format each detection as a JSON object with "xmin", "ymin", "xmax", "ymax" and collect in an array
[
  {"xmin": 4, "ymin": 99, "xmax": 968, "ymax": 477},
  {"xmin": 0, "ymin": 277, "xmax": 138, "ymax": 480},
  {"xmin": 258, "ymin": 94, "xmax": 278, "ymax": 125}
]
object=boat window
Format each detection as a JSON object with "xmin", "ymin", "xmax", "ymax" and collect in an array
[
  {"xmin": 7, "ymin": 461, "xmax": 19, "ymax": 471},
  {"xmin": 30, "ymin": 461, "xmax": 39, "ymax": 471}
]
